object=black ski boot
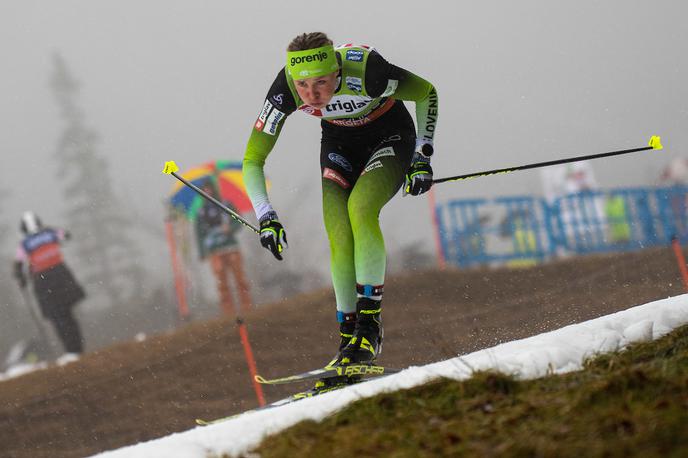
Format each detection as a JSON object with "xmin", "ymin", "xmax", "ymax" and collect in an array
[
  {"xmin": 339, "ymin": 298, "xmax": 383, "ymax": 365},
  {"xmin": 312, "ymin": 373, "xmax": 360, "ymax": 393},
  {"xmin": 325, "ymin": 313, "xmax": 356, "ymax": 369}
]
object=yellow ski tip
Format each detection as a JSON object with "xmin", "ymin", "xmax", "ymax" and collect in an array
[
  {"xmin": 254, "ymin": 375, "xmax": 267, "ymax": 384},
  {"xmin": 162, "ymin": 161, "xmax": 180, "ymax": 174},
  {"xmin": 649, "ymin": 135, "xmax": 663, "ymax": 150}
]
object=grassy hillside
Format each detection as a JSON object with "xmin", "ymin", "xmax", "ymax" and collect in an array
[
  {"xmin": 251, "ymin": 324, "xmax": 688, "ymax": 458},
  {"xmin": 2, "ymin": 247, "xmax": 685, "ymax": 457}
]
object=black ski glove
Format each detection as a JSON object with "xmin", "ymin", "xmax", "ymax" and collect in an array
[
  {"xmin": 405, "ymin": 160, "xmax": 433, "ymax": 196},
  {"xmin": 260, "ymin": 216, "xmax": 288, "ymax": 261},
  {"xmin": 404, "ymin": 143, "xmax": 434, "ymax": 196}
]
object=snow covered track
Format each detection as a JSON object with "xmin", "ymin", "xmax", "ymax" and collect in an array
[{"xmin": 93, "ymin": 295, "xmax": 688, "ymax": 458}]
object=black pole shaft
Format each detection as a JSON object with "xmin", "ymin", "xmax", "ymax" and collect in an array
[
  {"xmin": 433, "ymin": 145, "xmax": 653, "ymax": 185},
  {"xmin": 170, "ymin": 171, "xmax": 259, "ymax": 234}
]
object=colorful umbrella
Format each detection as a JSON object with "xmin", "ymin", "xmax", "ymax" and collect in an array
[{"xmin": 169, "ymin": 160, "xmax": 259, "ymax": 219}]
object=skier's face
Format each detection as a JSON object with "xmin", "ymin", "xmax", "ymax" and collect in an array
[{"xmin": 294, "ymin": 72, "xmax": 338, "ymax": 109}]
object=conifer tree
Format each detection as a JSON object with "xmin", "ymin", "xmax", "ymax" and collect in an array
[{"xmin": 50, "ymin": 53, "xmax": 144, "ymax": 306}]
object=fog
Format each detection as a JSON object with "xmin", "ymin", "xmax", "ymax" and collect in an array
[{"xmin": 2, "ymin": 1, "xmax": 687, "ymax": 352}]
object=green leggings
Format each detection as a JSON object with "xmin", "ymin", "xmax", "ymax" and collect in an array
[{"xmin": 322, "ymin": 153, "xmax": 410, "ymax": 314}]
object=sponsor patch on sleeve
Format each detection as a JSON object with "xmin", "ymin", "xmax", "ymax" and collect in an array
[
  {"xmin": 270, "ymin": 93, "xmax": 284, "ymax": 107},
  {"xmin": 263, "ymin": 107, "xmax": 285, "ymax": 135},
  {"xmin": 254, "ymin": 100, "xmax": 273, "ymax": 131}
]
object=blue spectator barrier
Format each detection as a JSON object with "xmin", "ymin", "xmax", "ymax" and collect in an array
[{"xmin": 436, "ymin": 186, "xmax": 688, "ymax": 268}]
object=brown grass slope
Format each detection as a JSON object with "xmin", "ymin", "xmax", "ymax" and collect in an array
[
  {"xmin": 255, "ymin": 325, "xmax": 688, "ymax": 458},
  {"xmin": 0, "ymin": 247, "xmax": 684, "ymax": 457}
]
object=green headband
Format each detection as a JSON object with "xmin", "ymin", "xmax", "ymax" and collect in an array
[{"xmin": 286, "ymin": 45, "xmax": 339, "ymax": 80}]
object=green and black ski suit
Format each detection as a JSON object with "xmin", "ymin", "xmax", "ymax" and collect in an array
[{"xmin": 243, "ymin": 44, "xmax": 438, "ymax": 319}]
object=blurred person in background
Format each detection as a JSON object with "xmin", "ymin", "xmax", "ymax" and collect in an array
[
  {"xmin": 660, "ymin": 156, "xmax": 688, "ymax": 238},
  {"xmin": 13, "ymin": 211, "xmax": 85, "ymax": 362},
  {"xmin": 541, "ymin": 161, "xmax": 606, "ymax": 254},
  {"xmin": 195, "ymin": 179, "xmax": 252, "ymax": 316},
  {"xmin": 661, "ymin": 157, "xmax": 688, "ymax": 185}
]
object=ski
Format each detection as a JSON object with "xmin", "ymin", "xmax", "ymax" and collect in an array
[
  {"xmin": 254, "ymin": 363, "xmax": 399, "ymax": 385},
  {"xmin": 195, "ymin": 364, "xmax": 402, "ymax": 426},
  {"xmin": 195, "ymin": 377, "xmax": 360, "ymax": 426}
]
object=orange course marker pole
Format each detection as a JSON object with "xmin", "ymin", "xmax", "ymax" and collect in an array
[
  {"xmin": 236, "ymin": 318, "xmax": 266, "ymax": 406},
  {"xmin": 428, "ymin": 187, "xmax": 446, "ymax": 270},
  {"xmin": 671, "ymin": 237, "xmax": 688, "ymax": 292},
  {"xmin": 165, "ymin": 219, "xmax": 190, "ymax": 320}
]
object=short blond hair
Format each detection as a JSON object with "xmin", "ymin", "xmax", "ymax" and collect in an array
[{"xmin": 287, "ymin": 32, "xmax": 333, "ymax": 52}]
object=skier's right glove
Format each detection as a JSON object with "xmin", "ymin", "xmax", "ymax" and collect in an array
[{"xmin": 259, "ymin": 215, "xmax": 288, "ymax": 261}]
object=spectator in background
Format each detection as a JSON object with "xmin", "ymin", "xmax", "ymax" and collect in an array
[
  {"xmin": 195, "ymin": 179, "xmax": 252, "ymax": 316},
  {"xmin": 500, "ymin": 208, "xmax": 538, "ymax": 267},
  {"xmin": 660, "ymin": 157, "xmax": 688, "ymax": 238},
  {"xmin": 541, "ymin": 161, "xmax": 606, "ymax": 253},
  {"xmin": 661, "ymin": 157, "xmax": 688, "ymax": 185},
  {"xmin": 13, "ymin": 211, "xmax": 85, "ymax": 361},
  {"xmin": 604, "ymin": 195, "xmax": 631, "ymax": 244}
]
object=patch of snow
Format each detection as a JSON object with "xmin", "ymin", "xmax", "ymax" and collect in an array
[{"xmin": 86, "ymin": 294, "xmax": 688, "ymax": 457}]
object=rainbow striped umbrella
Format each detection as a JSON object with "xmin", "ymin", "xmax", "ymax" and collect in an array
[{"xmin": 168, "ymin": 160, "xmax": 256, "ymax": 219}]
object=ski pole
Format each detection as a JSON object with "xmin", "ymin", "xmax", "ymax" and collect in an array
[
  {"xmin": 433, "ymin": 135, "xmax": 664, "ymax": 185},
  {"xmin": 162, "ymin": 161, "xmax": 259, "ymax": 234},
  {"xmin": 20, "ymin": 288, "xmax": 51, "ymax": 350}
]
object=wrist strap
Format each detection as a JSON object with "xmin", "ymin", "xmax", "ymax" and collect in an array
[{"xmin": 259, "ymin": 210, "xmax": 278, "ymax": 224}]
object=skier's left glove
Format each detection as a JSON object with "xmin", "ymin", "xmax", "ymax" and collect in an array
[
  {"xmin": 404, "ymin": 161, "xmax": 433, "ymax": 196},
  {"xmin": 259, "ymin": 214, "xmax": 288, "ymax": 261},
  {"xmin": 13, "ymin": 261, "xmax": 26, "ymax": 289},
  {"xmin": 404, "ymin": 144, "xmax": 434, "ymax": 196}
]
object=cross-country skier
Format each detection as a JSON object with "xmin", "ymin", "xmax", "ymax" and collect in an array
[
  {"xmin": 242, "ymin": 32, "xmax": 438, "ymax": 370},
  {"xmin": 13, "ymin": 211, "xmax": 86, "ymax": 358}
]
